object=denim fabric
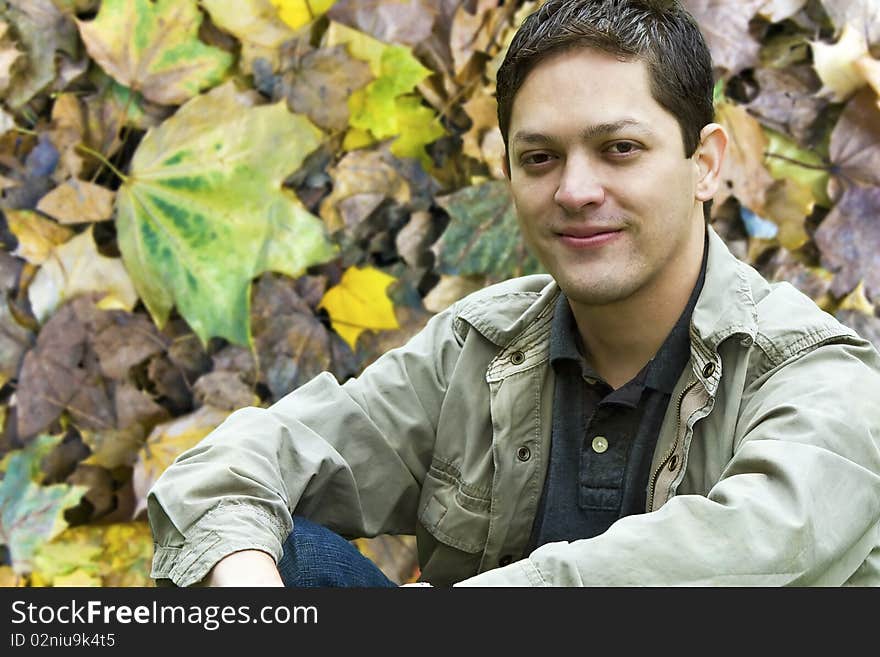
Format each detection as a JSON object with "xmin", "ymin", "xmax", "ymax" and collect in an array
[{"xmin": 277, "ymin": 516, "xmax": 397, "ymax": 587}]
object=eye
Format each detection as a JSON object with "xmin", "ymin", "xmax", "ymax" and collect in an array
[
  {"xmin": 606, "ymin": 141, "xmax": 641, "ymax": 156},
  {"xmin": 520, "ymin": 152, "xmax": 555, "ymax": 167}
]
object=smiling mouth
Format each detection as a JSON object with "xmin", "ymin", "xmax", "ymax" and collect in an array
[{"xmin": 556, "ymin": 228, "xmax": 623, "ymax": 247}]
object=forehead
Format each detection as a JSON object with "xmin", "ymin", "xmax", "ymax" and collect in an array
[{"xmin": 508, "ymin": 47, "xmax": 674, "ymax": 137}]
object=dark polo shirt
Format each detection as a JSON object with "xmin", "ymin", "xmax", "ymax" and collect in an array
[{"xmin": 526, "ymin": 241, "xmax": 707, "ymax": 551}]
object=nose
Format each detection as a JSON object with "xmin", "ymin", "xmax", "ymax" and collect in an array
[{"xmin": 553, "ymin": 154, "xmax": 605, "ymax": 212}]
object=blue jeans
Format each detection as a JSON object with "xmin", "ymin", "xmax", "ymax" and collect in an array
[{"xmin": 277, "ymin": 516, "xmax": 398, "ymax": 587}]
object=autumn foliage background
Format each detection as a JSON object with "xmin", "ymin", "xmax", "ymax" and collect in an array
[{"xmin": 0, "ymin": 0, "xmax": 878, "ymax": 587}]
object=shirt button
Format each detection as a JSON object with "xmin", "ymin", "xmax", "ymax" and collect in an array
[
  {"xmin": 702, "ymin": 362, "xmax": 716, "ymax": 378},
  {"xmin": 516, "ymin": 446, "xmax": 531, "ymax": 461},
  {"xmin": 591, "ymin": 436, "xmax": 609, "ymax": 453},
  {"xmin": 510, "ymin": 350, "xmax": 525, "ymax": 365},
  {"xmin": 499, "ymin": 555, "xmax": 513, "ymax": 567}
]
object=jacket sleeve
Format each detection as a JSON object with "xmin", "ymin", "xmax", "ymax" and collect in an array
[
  {"xmin": 456, "ymin": 339, "xmax": 880, "ymax": 586},
  {"xmin": 147, "ymin": 305, "xmax": 464, "ymax": 587}
]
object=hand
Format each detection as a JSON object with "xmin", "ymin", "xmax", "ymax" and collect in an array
[{"xmin": 205, "ymin": 549, "xmax": 285, "ymax": 587}]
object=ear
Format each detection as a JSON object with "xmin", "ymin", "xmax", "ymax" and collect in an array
[{"xmin": 693, "ymin": 123, "xmax": 727, "ymax": 202}]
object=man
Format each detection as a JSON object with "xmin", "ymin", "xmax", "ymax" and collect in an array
[{"xmin": 148, "ymin": 0, "xmax": 880, "ymax": 586}]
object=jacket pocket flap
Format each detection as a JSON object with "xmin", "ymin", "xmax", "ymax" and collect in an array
[{"xmin": 418, "ymin": 469, "xmax": 490, "ymax": 554}]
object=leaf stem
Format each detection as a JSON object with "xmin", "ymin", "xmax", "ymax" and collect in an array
[
  {"xmin": 75, "ymin": 143, "xmax": 129, "ymax": 183},
  {"xmin": 764, "ymin": 152, "xmax": 830, "ymax": 171}
]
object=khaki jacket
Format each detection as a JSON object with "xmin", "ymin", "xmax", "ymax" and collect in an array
[{"xmin": 148, "ymin": 228, "xmax": 880, "ymax": 586}]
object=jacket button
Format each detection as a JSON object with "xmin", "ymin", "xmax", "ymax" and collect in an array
[
  {"xmin": 591, "ymin": 436, "xmax": 609, "ymax": 453},
  {"xmin": 516, "ymin": 446, "xmax": 531, "ymax": 461},
  {"xmin": 499, "ymin": 555, "xmax": 513, "ymax": 567},
  {"xmin": 702, "ymin": 362, "xmax": 716, "ymax": 378},
  {"xmin": 668, "ymin": 454, "xmax": 679, "ymax": 471},
  {"xmin": 510, "ymin": 350, "xmax": 525, "ymax": 365}
]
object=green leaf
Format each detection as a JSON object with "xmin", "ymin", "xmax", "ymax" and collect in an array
[
  {"xmin": 115, "ymin": 81, "xmax": 336, "ymax": 347},
  {"xmin": 435, "ymin": 180, "xmax": 544, "ymax": 281},
  {"xmin": 0, "ymin": 435, "xmax": 87, "ymax": 574},
  {"xmin": 764, "ymin": 128, "xmax": 832, "ymax": 207},
  {"xmin": 76, "ymin": 0, "xmax": 233, "ymax": 106}
]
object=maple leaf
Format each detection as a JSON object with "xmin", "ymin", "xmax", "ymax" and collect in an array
[
  {"xmin": 115, "ymin": 81, "xmax": 336, "ymax": 346},
  {"xmin": 327, "ymin": 0, "xmax": 437, "ymax": 46},
  {"xmin": 28, "ymin": 227, "xmax": 139, "ymax": 324},
  {"xmin": 131, "ymin": 405, "xmax": 231, "ymax": 517},
  {"xmin": 0, "ymin": 434, "xmax": 87, "ymax": 573},
  {"xmin": 828, "ymin": 88, "xmax": 880, "ymax": 192},
  {"xmin": 434, "ymin": 180, "xmax": 544, "ymax": 281},
  {"xmin": 318, "ymin": 266, "xmax": 400, "ymax": 349},
  {"xmin": 201, "ymin": 0, "xmax": 297, "ymax": 72},
  {"xmin": 76, "ymin": 0, "xmax": 233, "ymax": 106},
  {"xmin": 812, "ymin": 23, "xmax": 871, "ymax": 101},
  {"xmin": 682, "ymin": 0, "xmax": 764, "ymax": 75},
  {"xmin": 715, "ymin": 100, "xmax": 776, "ymax": 214},
  {"xmin": 5, "ymin": 209, "xmax": 74, "ymax": 265}
]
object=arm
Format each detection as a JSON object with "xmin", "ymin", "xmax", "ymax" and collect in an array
[
  {"xmin": 148, "ymin": 305, "xmax": 464, "ymax": 587},
  {"xmin": 456, "ymin": 340, "xmax": 880, "ymax": 586}
]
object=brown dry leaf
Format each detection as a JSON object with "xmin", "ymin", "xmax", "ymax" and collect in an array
[
  {"xmin": 811, "ymin": 23, "xmax": 871, "ymax": 101},
  {"xmin": 395, "ymin": 209, "xmax": 436, "ymax": 268},
  {"xmin": 131, "ymin": 405, "xmax": 231, "ymax": 517},
  {"xmin": 714, "ymin": 101, "xmax": 776, "ymax": 214},
  {"xmin": 47, "ymin": 93, "xmax": 87, "ymax": 181},
  {"xmin": 766, "ymin": 249, "xmax": 833, "ymax": 308},
  {"xmin": 462, "ymin": 87, "xmax": 505, "ymax": 179},
  {"xmin": 192, "ymin": 371, "xmax": 259, "ymax": 411},
  {"xmin": 855, "ymin": 55, "xmax": 880, "ymax": 96},
  {"xmin": 91, "ymin": 311, "xmax": 166, "ymax": 380},
  {"xmin": 682, "ymin": 0, "xmax": 765, "ymax": 75},
  {"xmin": 66, "ymin": 464, "xmax": 115, "ymax": 520},
  {"xmin": 815, "ymin": 185, "xmax": 880, "ymax": 298},
  {"xmin": 15, "ymin": 297, "xmax": 118, "ymax": 439},
  {"xmin": 0, "ymin": 295, "xmax": 33, "ymax": 389},
  {"xmin": 0, "ymin": 20, "xmax": 24, "ymax": 96},
  {"xmin": 820, "ymin": 0, "xmax": 880, "ymax": 46},
  {"xmin": 36, "ymin": 179, "xmax": 116, "ymax": 224},
  {"xmin": 759, "ymin": 0, "xmax": 807, "ymax": 22},
  {"xmin": 200, "ymin": 0, "xmax": 297, "ymax": 73},
  {"xmin": 828, "ymin": 88, "xmax": 880, "ymax": 194},
  {"xmin": 279, "ymin": 44, "xmax": 374, "ymax": 133},
  {"xmin": 27, "ymin": 227, "xmax": 139, "ymax": 324},
  {"xmin": 252, "ymin": 273, "xmax": 359, "ymax": 401},
  {"xmin": 746, "ymin": 66, "xmax": 827, "ymax": 144},
  {"xmin": 837, "ymin": 309, "xmax": 880, "ymax": 352},
  {"xmin": 449, "ymin": 0, "xmax": 501, "ymax": 77},
  {"xmin": 327, "ymin": 0, "xmax": 438, "ymax": 47},
  {"xmin": 5, "ymin": 209, "xmax": 74, "ymax": 265},
  {"xmin": 319, "ymin": 148, "xmax": 411, "ymax": 233}
]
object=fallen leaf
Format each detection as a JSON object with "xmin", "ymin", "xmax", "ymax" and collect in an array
[
  {"xmin": 192, "ymin": 371, "xmax": 259, "ymax": 411},
  {"xmin": 838, "ymin": 281, "xmax": 876, "ymax": 315},
  {"xmin": 0, "ymin": 293, "xmax": 33, "ymax": 389},
  {"xmin": 271, "ymin": 0, "xmax": 337, "ymax": 30},
  {"xmin": 0, "ymin": 434, "xmax": 87, "ymax": 573},
  {"xmin": 76, "ymin": 0, "xmax": 233, "ymax": 106},
  {"xmin": 759, "ymin": 0, "xmax": 807, "ymax": 22},
  {"xmin": 423, "ymin": 274, "xmax": 486, "ymax": 313},
  {"xmin": 764, "ymin": 128, "xmax": 832, "ymax": 207},
  {"xmin": 28, "ymin": 227, "xmax": 139, "ymax": 323},
  {"xmin": 327, "ymin": 0, "xmax": 436, "ymax": 46},
  {"xmin": 131, "ymin": 405, "xmax": 230, "ymax": 517},
  {"xmin": 855, "ymin": 54, "xmax": 880, "ymax": 95},
  {"xmin": 812, "ymin": 23, "xmax": 871, "ymax": 101},
  {"xmin": 828, "ymin": 87, "xmax": 880, "ymax": 193},
  {"xmin": 715, "ymin": 100, "xmax": 776, "ymax": 214},
  {"xmin": 91, "ymin": 311, "xmax": 166, "ymax": 380},
  {"xmin": 836, "ymin": 309, "xmax": 880, "ymax": 353},
  {"xmin": 352, "ymin": 534, "xmax": 418, "ymax": 584},
  {"xmin": 814, "ymin": 185, "xmax": 880, "ymax": 298},
  {"xmin": 279, "ymin": 44, "xmax": 374, "ymax": 132},
  {"xmin": 201, "ymin": 0, "xmax": 297, "ymax": 72},
  {"xmin": 764, "ymin": 178, "xmax": 813, "ymax": 250},
  {"xmin": 461, "ymin": 86, "xmax": 505, "ymax": 179},
  {"xmin": 115, "ymin": 81, "xmax": 335, "ymax": 346},
  {"xmin": 0, "ymin": 21, "xmax": 24, "ymax": 96},
  {"xmin": 5, "ymin": 209, "xmax": 74, "ymax": 265},
  {"xmin": 319, "ymin": 148, "xmax": 411, "ymax": 233},
  {"xmin": 434, "ymin": 180, "xmax": 544, "ymax": 281},
  {"xmin": 682, "ymin": 0, "xmax": 765, "ymax": 74},
  {"xmin": 318, "ymin": 266, "xmax": 400, "ymax": 349},
  {"xmin": 820, "ymin": 0, "xmax": 880, "ymax": 46},
  {"xmin": 36, "ymin": 179, "xmax": 116, "ymax": 224},
  {"xmin": 747, "ymin": 66, "xmax": 827, "ymax": 144}
]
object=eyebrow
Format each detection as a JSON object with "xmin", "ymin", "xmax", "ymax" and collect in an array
[{"xmin": 511, "ymin": 119, "xmax": 653, "ymax": 147}]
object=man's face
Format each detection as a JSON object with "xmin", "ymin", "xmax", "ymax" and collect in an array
[{"xmin": 506, "ymin": 48, "xmax": 707, "ymax": 309}]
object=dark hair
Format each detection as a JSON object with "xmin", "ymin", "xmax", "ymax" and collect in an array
[{"xmin": 496, "ymin": 0, "xmax": 715, "ymax": 158}]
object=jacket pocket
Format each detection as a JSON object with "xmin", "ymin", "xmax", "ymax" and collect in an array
[{"xmin": 418, "ymin": 459, "xmax": 491, "ymax": 554}]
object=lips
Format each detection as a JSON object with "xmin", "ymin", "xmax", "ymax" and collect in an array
[{"xmin": 556, "ymin": 226, "xmax": 622, "ymax": 238}]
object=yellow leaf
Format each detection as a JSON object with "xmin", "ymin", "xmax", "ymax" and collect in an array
[
  {"xmin": 5, "ymin": 209, "xmax": 74, "ymax": 265},
  {"xmin": 201, "ymin": 0, "xmax": 297, "ymax": 72},
  {"xmin": 132, "ymin": 406, "xmax": 231, "ymax": 516},
  {"xmin": 27, "ymin": 227, "xmax": 139, "ymax": 323},
  {"xmin": 812, "ymin": 24, "xmax": 870, "ymax": 101},
  {"xmin": 839, "ymin": 281, "xmax": 875, "ymax": 315},
  {"xmin": 0, "ymin": 565, "xmax": 26, "ymax": 587},
  {"xmin": 765, "ymin": 178, "xmax": 814, "ymax": 251},
  {"xmin": 271, "ymin": 0, "xmax": 336, "ymax": 30},
  {"xmin": 318, "ymin": 266, "xmax": 400, "ymax": 349},
  {"xmin": 855, "ymin": 54, "xmax": 880, "ymax": 97},
  {"xmin": 36, "ymin": 179, "xmax": 116, "ymax": 224}
]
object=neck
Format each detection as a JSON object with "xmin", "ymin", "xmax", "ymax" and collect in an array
[{"xmin": 570, "ymin": 225, "xmax": 705, "ymax": 389}]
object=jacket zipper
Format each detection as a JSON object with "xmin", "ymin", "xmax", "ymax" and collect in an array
[{"xmin": 647, "ymin": 379, "xmax": 698, "ymax": 511}]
